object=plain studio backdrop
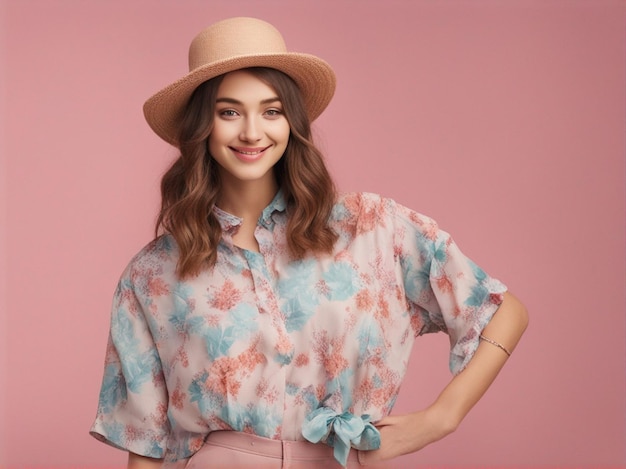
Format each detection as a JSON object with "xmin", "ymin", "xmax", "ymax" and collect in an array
[{"xmin": 0, "ymin": 0, "xmax": 624, "ymax": 467}]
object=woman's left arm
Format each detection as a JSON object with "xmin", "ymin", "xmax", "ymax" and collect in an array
[{"xmin": 361, "ymin": 291, "xmax": 529, "ymax": 464}]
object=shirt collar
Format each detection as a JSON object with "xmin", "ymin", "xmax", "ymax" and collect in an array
[
  {"xmin": 212, "ymin": 189, "xmax": 287, "ymax": 233},
  {"xmin": 260, "ymin": 189, "xmax": 287, "ymax": 226}
]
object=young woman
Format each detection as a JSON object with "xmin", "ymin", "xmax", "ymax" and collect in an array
[{"xmin": 91, "ymin": 17, "xmax": 528, "ymax": 469}]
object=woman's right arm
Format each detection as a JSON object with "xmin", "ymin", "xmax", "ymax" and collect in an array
[{"xmin": 127, "ymin": 452, "xmax": 164, "ymax": 469}]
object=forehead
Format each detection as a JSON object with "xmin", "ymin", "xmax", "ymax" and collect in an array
[{"xmin": 216, "ymin": 70, "xmax": 279, "ymax": 101}]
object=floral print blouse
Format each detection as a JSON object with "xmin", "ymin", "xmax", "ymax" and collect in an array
[{"xmin": 90, "ymin": 192, "xmax": 506, "ymax": 464}]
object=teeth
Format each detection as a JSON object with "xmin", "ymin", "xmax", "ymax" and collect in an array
[{"xmin": 233, "ymin": 147, "xmax": 267, "ymax": 155}]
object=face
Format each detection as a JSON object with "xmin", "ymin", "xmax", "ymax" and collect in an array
[{"xmin": 208, "ymin": 70, "xmax": 290, "ymax": 189}]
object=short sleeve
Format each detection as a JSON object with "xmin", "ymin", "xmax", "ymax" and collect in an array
[
  {"xmin": 394, "ymin": 201, "xmax": 507, "ymax": 375},
  {"xmin": 90, "ymin": 269, "xmax": 170, "ymax": 458}
]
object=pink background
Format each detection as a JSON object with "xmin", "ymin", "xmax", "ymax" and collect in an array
[{"xmin": 1, "ymin": 0, "xmax": 624, "ymax": 467}]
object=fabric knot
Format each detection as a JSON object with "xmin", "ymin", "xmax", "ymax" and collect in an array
[{"xmin": 301, "ymin": 407, "xmax": 381, "ymax": 467}]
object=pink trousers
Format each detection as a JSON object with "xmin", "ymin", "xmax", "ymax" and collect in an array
[{"xmin": 184, "ymin": 431, "xmax": 366, "ymax": 468}]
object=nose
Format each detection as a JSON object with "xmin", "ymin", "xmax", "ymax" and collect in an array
[{"xmin": 239, "ymin": 116, "xmax": 262, "ymax": 142}]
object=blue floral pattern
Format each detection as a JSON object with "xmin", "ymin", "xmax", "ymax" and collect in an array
[{"xmin": 90, "ymin": 192, "xmax": 506, "ymax": 463}]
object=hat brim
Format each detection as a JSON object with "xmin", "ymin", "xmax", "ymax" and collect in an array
[{"xmin": 143, "ymin": 53, "xmax": 336, "ymax": 146}]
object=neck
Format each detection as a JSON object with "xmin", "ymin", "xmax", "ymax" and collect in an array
[{"xmin": 217, "ymin": 176, "xmax": 279, "ymax": 221}]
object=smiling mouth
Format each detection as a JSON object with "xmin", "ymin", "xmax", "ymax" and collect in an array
[{"xmin": 230, "ymin": 146, "xmax": 271, "ymax": 155}]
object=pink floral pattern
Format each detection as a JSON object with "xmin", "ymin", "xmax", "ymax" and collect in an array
[{"xmin": 90, "ymin": 192, "xmax": 506, "ymax": 463}]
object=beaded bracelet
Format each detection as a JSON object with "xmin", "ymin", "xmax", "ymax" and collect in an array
[{"xmin": 479, "ymin": 334, "xmax": 512, "ymax": 357}]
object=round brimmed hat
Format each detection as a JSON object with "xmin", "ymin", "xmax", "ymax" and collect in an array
[{"xmin": 143, "ymin": 17, "xmax": 336, "ymax": 146}]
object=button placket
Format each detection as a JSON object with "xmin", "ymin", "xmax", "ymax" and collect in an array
[{"xmin": 245, "ymin": 248, "xmax": 294, "ymax": 365}]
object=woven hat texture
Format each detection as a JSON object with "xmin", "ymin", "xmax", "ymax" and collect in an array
[{"xmin": 143, "ymin": 17, "xmax": 336, "ymax": 146}]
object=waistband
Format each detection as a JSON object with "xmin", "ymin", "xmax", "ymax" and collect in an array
[{"xmin": 205, "ymin": 431, "xmax": 361, "ymax": 462}]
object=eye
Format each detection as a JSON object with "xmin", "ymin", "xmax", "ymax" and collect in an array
[
  {"xmin": 264, "ymin": 108, "xmax": 283, "ymax": 118},
  {"xmin": 218, "ymin": 109, "xmax": 239, "ymax": 119}
]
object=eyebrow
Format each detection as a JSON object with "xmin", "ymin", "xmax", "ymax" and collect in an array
[{"xmin": 215, "ymin": 97, "xmax": 281, "ymax": 105}]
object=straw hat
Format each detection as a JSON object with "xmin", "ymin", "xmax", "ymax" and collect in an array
[{"xmin": 143, "ymin": 17, "xmax": 336, "ymax": 146}]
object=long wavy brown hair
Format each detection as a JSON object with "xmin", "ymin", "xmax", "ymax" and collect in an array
[{"xmin": 156, "ymin": 67, "xmax": 338, "ymax": 278}]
